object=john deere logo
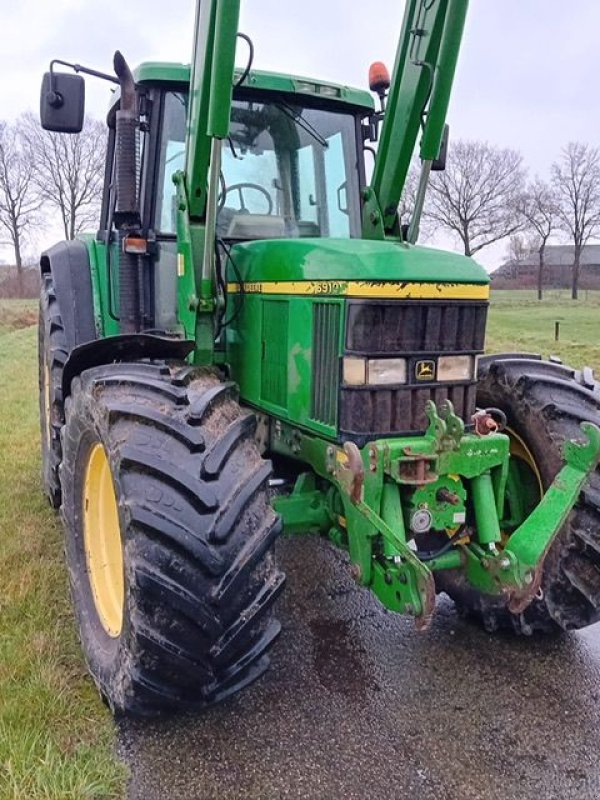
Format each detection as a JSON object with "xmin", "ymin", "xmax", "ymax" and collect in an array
[{"xmin": 415, "ymin": 360, "xmax": 436, "ymax": 381}]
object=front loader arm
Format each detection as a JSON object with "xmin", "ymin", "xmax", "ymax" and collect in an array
[
  {"xmin": 363, "ymin": 0, "xmax": 468, "ymax": 240},
  {"xmin": 185, "ymin": 0, "xmax": 241, "ymax": 220},
  {"xmin": 174, "ymin": 0, "xmax": 241, "ymax": 362}
]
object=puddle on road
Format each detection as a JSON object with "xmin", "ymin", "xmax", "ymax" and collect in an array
[{"xmin": 309, "ymin": 617, "xmax": 380, "ymax": 698}]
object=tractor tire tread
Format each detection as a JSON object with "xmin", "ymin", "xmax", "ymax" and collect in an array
[
  {"xmin": 60, "ymin": 362, "xmax": 283, "ymax": 716},
  {"xmin": 39, "ymin": 274, "xmax": 69, "ymax": 507}
]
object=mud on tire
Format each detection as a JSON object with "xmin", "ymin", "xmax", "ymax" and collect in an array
[
  {"xmin": 438, "ymin": 355, "xmax": 600, "ymax": 635},
  {"xmin": 60, "ymin": 361, "xmax": 284, "ymax": 715}
]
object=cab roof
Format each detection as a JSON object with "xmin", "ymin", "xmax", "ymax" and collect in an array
[{"xmin": 132, "ymin": 61, "xmax": 374, "ymax": 113}]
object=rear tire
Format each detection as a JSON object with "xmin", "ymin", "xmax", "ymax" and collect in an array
[
  {"xmin": 439, "ymin": 355, "xmax": 600, "ymax": 634},
  {"xmin": 38, "ymin": 274, "xmax": 68, "ymax": 508},
  {"xmin": 60, "ymin": 361, "xmax": 284, "ymax": 715}
]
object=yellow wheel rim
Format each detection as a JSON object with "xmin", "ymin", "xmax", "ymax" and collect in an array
[
  {"xmin": 83, "ymin": 443, "xmax": 124, "ymax": 637},
  {"xmin": 506, "ymin": 426, "xmax": 544, "ymax": 499}
]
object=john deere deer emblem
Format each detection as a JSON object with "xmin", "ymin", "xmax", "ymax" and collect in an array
[{"xmin": 415, "ymin": 360, "xmax": 436, "ymax": 381}]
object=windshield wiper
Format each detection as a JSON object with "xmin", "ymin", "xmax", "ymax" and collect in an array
[{"xmin": 274, "ymin": 101, "xmax": 329, "ymax": 149}]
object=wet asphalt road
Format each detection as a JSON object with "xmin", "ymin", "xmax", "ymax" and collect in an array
[{"xmin": 119, "ymin": 536, "xmax": 600, "ymax": 800}]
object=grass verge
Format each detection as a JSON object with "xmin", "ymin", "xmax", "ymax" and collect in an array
[{"xmin": 0, "ymin": 315, "xmax": 127, "ymax": 799}]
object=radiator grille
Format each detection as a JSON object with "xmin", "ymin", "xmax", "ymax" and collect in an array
[
  {"xmin": 341, "ymin": 300, "xmax": 487, "ymax": 441},
  {"xmin": 340, "ymin": 384, "xmax": 477, "ymax": 439},
  {"xmin": 346, "ymin": 301, "xmax": 487, "ymax": 355},
  {"xmin": 311, "ymin": 302, "xmax": 340, "ymax": 427}
]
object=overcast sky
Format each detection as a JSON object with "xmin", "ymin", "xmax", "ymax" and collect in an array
[{"xmin": 2, "ymin": 0, "xmax": 598, "ymax": 268}]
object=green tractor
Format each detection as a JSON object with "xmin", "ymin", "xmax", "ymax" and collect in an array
[{"xmin": 39, "ymin": 0, "xmax": 600, "ymax": 716}]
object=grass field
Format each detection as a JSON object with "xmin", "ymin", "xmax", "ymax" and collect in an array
[
  {"xmin": 487, "ymin": 289, "xmax": 600, "ymax": 374},
  {"xmin": 0, "ymin": 289, "xmax": 598, "ymax": 798},
  {"xmin": 0, "ymin": 301, "xmax": 126, "ymax": 799}
]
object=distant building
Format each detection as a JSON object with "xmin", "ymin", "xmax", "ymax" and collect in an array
[{"xmin": 491, "ymin": 244, "xmax": 600, "ymax": 289}]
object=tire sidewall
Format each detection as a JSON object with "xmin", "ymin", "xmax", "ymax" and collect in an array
[
  {"xmin": 39, "ymin": 290, "xmax": 56, "ymax": 494},
  {"xmin": 62, "ymin": 382, "xmax": 132, "ymax": 703},
  {"xmin": 39, "ymin": 277, "xmax": 65, "ymax": 506}
]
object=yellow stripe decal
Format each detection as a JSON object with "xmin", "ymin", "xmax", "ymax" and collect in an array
[{"xmin": 226, "ymin": 280, "xmax": 489, "ymax": 300}]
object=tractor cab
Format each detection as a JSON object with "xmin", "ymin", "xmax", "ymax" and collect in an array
[
  {"xmin": 155, "ymin": 87, "xmax": 367, "ymax": 241},
  {"xmin": 97, "ymin": 63, "xmax": 374, "ymax": 335},
  {"xmin": 140, "ymin": 65, "xmax": 373, "ymax": 243}
]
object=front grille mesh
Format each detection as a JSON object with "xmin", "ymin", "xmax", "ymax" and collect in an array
[
  {"xmin": 346, "ymin": 301, "xmax": 487, "ymax": 354},
  {"xmin": 340, "ymin": 383, "xmax": 477, "ymax": 438}
]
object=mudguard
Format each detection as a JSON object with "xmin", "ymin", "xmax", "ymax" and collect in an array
[{"xmin": 40, "ymin": 240, "xmax": 97, "ymax": 351}]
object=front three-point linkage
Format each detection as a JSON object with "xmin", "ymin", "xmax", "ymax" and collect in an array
[{"xmin": 276, "ymin": 401, "xmax": 600, "ymax": 629}]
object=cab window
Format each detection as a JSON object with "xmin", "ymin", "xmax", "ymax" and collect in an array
[{"xmin": 155, "ymin": 91, "xmax": 362, "ymax": 240}]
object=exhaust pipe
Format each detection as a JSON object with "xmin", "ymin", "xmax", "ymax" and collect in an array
[{"xmin": 113, "ymin": 51, "xmax": 139, "ymax": 334}]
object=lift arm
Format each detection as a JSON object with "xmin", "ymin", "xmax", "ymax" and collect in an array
[
  {"xmin": 174, "ymin": 0, "xmax": 241, "ymax": 361},
  {"xmin": 185, "ymin": 0, "xmax": 240, "ymax": 219},
  {"xmin": 363, "ymin": 0, "xmax": 468, "ymax": 241}
]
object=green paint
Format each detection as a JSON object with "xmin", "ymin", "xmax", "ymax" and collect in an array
[
  {"xmin": 505, "ymin": 423, "xmax": 600, "ymax": 573},
  {"xmin": 261, "ymin": 300, "xmax": 289, "ymax": 408},
  {"xmin": 404, "ymin": 476, "xmax": 467, "ymax": 533},
  {"xmin": 470, "ymin": 473, "xmax": 502, "ymax": 545},
  {"xmin": 130, "ymin": 63, "xmax": 374, "ymax": 112},
  {"xmin": 274, "ymin": 473, "xmax": 331, "ymax": 536},
  {"xmin": 229, "ymin": 237, "xmax": 489, "ymax": 285}
]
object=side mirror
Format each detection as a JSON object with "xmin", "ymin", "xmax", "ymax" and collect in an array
[
  {"xmin": 40, "ymin": 72, "xmax": 85, "ymax": 133},
  {"xmin": 431, "ymin": 124, "xmax": 449, "ymax": 171}
]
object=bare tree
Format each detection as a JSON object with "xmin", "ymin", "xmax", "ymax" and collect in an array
[
  {"xmin": 425, "ymin": 139, "xmax": 526, "ymax": 257},
  {"xmin": 505, "ymin": 233, "xmax": 530, "ymax": 279},
  {"xmin": 518, "ymin": 178, "xmax": 559, "ymax": 300},
  {"xmin": 0, "ymin": 122, "xmax": 42, "ymax": 295},
  {"xmin": 552, "ymin": 142, "xmax": 600, "ymax": 299},
  {"xmin": 20, "ymin": 112, "xmax": 106, "ymax": 240}
]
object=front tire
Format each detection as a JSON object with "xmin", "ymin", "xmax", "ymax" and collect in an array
[
  {"xmin": 61, "ymin": 361, "xmax": 284, "ymax": 715},
  {"xmin": 439, "ymin": 355, "xmax": 600, "ymax": 634}
]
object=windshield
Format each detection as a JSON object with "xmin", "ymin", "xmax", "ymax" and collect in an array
[{"xmin": 155, "ymin": 92, "xmax": 362, "ymax": 239}]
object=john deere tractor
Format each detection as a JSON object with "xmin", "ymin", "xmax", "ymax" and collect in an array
[{"xmin": 38, "ymin": 0, "xmax": 600, "ymax": 716}]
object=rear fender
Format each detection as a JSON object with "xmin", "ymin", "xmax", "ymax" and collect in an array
[{"xmin": 40, "ymin": 240, "xmax": 97, "ymax": 351}]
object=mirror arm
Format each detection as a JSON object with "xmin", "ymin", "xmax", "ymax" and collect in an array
[{"xmin": 47, "ymin": 59, "xmax": 119, "ymax": 107}]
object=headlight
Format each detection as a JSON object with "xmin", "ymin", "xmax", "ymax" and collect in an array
[
  {"xmin": 368, "ymin": 358, "xmax": 407, "ymax": 385},
  {"xmin": 343, "ymin": 356, "xmax": 408, "ymax": 386},
  {"xmin": 343, "ymin": 356, "xmax": 366, "ymax": 386},
  {"xmin": 437, "ymin": 355, "xmax": 473, "ymax": 381}
]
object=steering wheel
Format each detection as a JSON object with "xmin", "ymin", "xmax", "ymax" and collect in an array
[{"xmin": 218, "ymin": 181, "xmax": 274, "ymax": 215}]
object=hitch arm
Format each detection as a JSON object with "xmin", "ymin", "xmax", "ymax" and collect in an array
[{"xmin": 503, "ymin": 422, "xmax": 600, "ymax": 612}]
